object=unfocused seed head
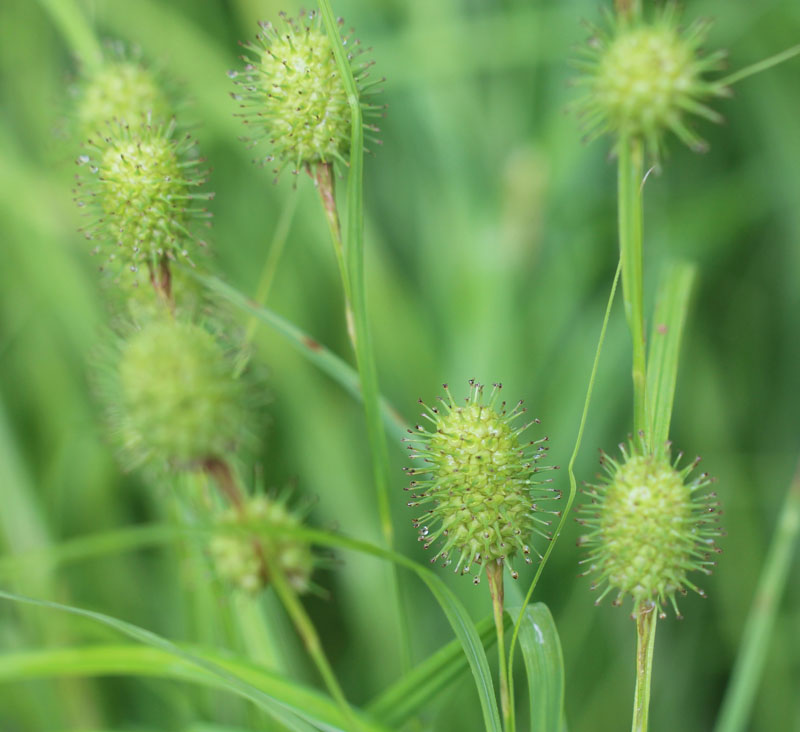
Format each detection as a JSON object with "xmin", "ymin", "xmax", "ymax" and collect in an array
[
  {"xmin": 405, "ymin": 381, "xmax": 559, "ymax": 582},
  {"xmin": 116, "ymin": 318, "xmax": 246, "ymax": 469},
  {"xmin": 79, "ymin": 61, "xmax": 171, "ymax": 136},
  {"xmin": 577, "ymin": 438, "xmax": 723, "ymax": 617},
  {"xmin": 233, "ymin": 10, "xmax": 382, "ymax": 174},
  {"xmin": 210, "ymin": 494, "xmax": 314, "ymax": 594},
  {"xmin": 573, "ymin": 4, "xmax": 729, "ymax": 157}
]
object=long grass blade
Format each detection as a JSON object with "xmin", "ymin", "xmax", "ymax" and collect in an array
[
  {"xmin": 645, "ymin": 261, "xmax": 696, "ymax": 456},
  {"xmin": 714, "ymin": 456, "xmax": 800, "ymax": 732},
  {"xmin": 0, "ymin": 592, "xmax": 384, "ymax": 732},
  {"xmin": 514, "ymin": 603, "xmax": 566, "ymax": 732},
  {"xmin": 190, "ymin": 270, "xmax": 408, "ymax": 443}
]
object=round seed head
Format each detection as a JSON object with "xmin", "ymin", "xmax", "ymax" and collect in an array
[
  {"xmin": 233, "ymin": 11, "xmax": 382, "ymax": 174},
  {"xmin": 405, "ymin": 381, "xmax": 559, "ymax": 582},
  {"xmin": 577, "ymin": 439, "xmax": 723, "ymax": 617},
  {"xmin": 210, "ymin": 495, "xmax": 314, "ymax": 594},
  {"xmin": 116, "ymin": 318, "xmax": 246, "ymax": 469},
  {"xmin": 74, "ymin": 120, "xmax": 212, "ymax": 280},
  {"xmin": 79, "ymin": 61, "xmax": 171, "ymax": 135},
  {"xmin": 573, "ymin": 4, "xmax": 729, "ymax": 157}
]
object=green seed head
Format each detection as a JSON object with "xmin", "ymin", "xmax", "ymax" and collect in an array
[
  {"xmin": 74, "ymin": 120, "xmax": 212, "ymax": 279},
  {"xmin": 79, "ymin": 61, "xmax": 171, "ymax": 136},
  {"xmin": 577, "ymin": 439, "xmax": 723, "ymax": 618},
  {"xmin": 232, "ymin": 10, "xmax": 383, "ymax": 176},
  {"xmin": 210, "ymin": 495, "xmax": 314, "ymax": 594},
  {"xmin": 405, "ymin": 381, "xmax": 559, "ymax": 583},
  {"xmin": 574, "ymin": 5, "xmax": 729, "ymax": 157},
  {"xmin": 116, "ymin": 318, "xmax": 246, "ymax": 469}
]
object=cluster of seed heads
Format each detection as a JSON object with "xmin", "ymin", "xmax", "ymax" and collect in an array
[
  {"xmin": 577, "ymin": 436, "xmax": 724, "ymax": 618},
  {"xmin": 230, "ymin": 10, "xmax": 385, "ymax": 178},
  {"xmin": 404, "ymin": 381, "xmax": 560, "ymax": 584},
  {"xmin": 573, "ymin": 3, "xmax": 730, "ymax": 158}
]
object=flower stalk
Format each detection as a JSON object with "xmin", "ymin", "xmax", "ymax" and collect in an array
[
  {"xmin": 487, "ymin": 562, "xmax": 511, "ymax": 731},
  {"xmin": 633, "ymin": 601, "xmax": 658, "ymax": 732}
]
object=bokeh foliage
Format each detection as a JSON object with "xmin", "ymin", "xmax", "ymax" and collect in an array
[{"xmin": 1, "ymin": 0, "xmax": 799, "ymax": 730}]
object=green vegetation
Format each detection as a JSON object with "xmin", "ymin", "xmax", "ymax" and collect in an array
[{"xmin": 1, "ymin": 1, "xmax": 798, "ymax": 731}]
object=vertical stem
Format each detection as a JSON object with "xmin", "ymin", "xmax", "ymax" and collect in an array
[
  {"xmin": 632, "ymin": 601, "xmax": 658, "ymax": 732},
  {"xmin": 615, "ymin": 0, "xmax": 642, "ymax": 22},
  {"xmin": 617, "ymin": 136, "xmax": 647, "ymax": 438},
  {"xmin": 487, "ymin": 562, "xmax": 511, "ymax": 732},
  {"xmin": 318, "ymin": 0, "xmax": 414, "ymax": 682},
  {"xmin": 315, "ymin": 163, "xmax": 356, "ymax": 346}
]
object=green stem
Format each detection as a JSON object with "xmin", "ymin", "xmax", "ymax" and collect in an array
[
  {"xmin": 37, "ymin": 0, "xmax": 103, "ymax": 72},
  {"xmin": 507, "ymin": 261, "xmax": 622, "ymax": 729},
  {"xmin": 314, "ymin": 162, "xmax": 357, "ymax": 346},
  {"xmin": 618, "ymin": 136, "xmax": 647, "ymax": 438},
  {"xmin": 487, "ymin": 562, "xmax": 511, "ymax": 732},
  {"xmin": 318, "ymin": 0, "xmax": 413, "ymax": 680},
  {"xmin": 719, "ymin": 44, "xmax": 800, "ymax": 87},
  {"xmin": 632, "ymin": 601, "xmax": 658, "ymax": 732},
  {"xmin": 714, "ymin": 456, "xmax": 800, "ymax": 732},
  {"xmin": 242, "ymin": 192, "xmax": 299, "ymax": 348},
  {"xmin": 265, "ymin": 552, "xmax": 365, "ymax": 732}
]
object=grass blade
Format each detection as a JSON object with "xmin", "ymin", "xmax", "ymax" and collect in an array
[
  {"xmin": 644, "ymin": 261, "xmax": 696, "ymax": 455},
  {"xmin": 190, "ymin": 270, "xmax": 408, "ymax": 444},
  {"xmin": 514, "ymin": 603, "xmax": 565, "ymax": 732},
  {"xmin": 713, "ymin": 456, "xmax": 800, "ymax": 732},
  {"xmin": 366, "ymin": 615, "xmax": 499, "ymax": 726},
  {"xmin": 0, "ymin": 591, "xmax": 384, "ymax": 732}
]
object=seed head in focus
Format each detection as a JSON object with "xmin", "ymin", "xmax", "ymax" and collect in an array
[
  {"xmin": 577, "ymin": 437, "xmax": 724, "ymax": 618},
  {"xmin": 404, "ymin": 381, "xmax": 560, "ymax": 584}
]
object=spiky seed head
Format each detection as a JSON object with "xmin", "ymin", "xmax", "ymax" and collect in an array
[
  {"xmin": 232, "ymin": 10, "xmax": 382, "ymax": 175},
  {"xmin": 577, "ymin": 438, "xmax": 723, "ymax": 618},
  {"xmin": 74, "ymin": 120, "xmax": 212, "ymax": 280},
  {"xmin": 573, "ymin": 4, "xmax": 729, "ymax": 157},
  {"xmin": 79, "ymin": 61, "xmax": 171, "ymax": 135},
  {"xmin": 210, "ymin": 495, "xmax": 314, "ymax": 594},
  {"xmin": 405, "ymin": 381, "xmax": 559, "ymax": 583},
  {"xmin": 116, "ymin": 318, "xmax": 246, "ymax": 469}
]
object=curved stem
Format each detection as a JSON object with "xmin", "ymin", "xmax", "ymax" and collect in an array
[
  {"xmin": 487, "ymin": 562, "xmax": 511, "ymax": 731},
  {"xmin": 632, "ymin": 601, "xmax": 658, "ymax": 732},
  {"xmin": 507, "ymin": 261, "xmax": 622, "ymax": 726},
  {"xmin": 618, "ymin": 136, "xmax": 647, "ymax": 438}
]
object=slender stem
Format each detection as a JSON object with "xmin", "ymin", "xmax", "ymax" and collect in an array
[
  {"xmin": 243, "ymin": 191, "xmax": 299, "ymax": 347},
  {"xmin": 632, "ymin": 601, "xmax": 658, "ymax": 732},
  {"xmin": 714, "ymin": 455, "xmax": 800, "ymax": 732},
  {"xmin": 718, "ymin": 44, "xmax": 800, "ymax": 87},
  {"xmin": 202, "ymin": 457, "xmax": 244, "ymax": 511},
  {"xmin": 487, "ymin": 562, "xmax": 511, "ymax": 732},
  {"xmin": 618, "ymin": 136, "xmax": 647, "ymax": 438},
  {"xmin": 264, "ymin": 550, "xmax": 365, "ymax": 732},
  {"xmin": 37, "ymin": 0, "xmax": 103, "ymax": 72},
  {"xmin": 506, "ymin": 261, "xmax": 622, "ymax": 728},
  {"xmin": 315, "ymin": 162, "xmax": 356, "ymax": 346},
  {"xmin": 615, "ymin": 0, "xmax": 642, "ymax": 22},
  {"xmin": 318, "ymin": 0, "xmax": 413, "ymax": 681}
]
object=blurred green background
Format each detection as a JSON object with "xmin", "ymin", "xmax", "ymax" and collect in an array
[{"xmin": 1, "ymin": 0, "xmax": 799, "ymax": 730}]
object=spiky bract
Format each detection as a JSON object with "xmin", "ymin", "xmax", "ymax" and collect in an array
[
  {"xmin": 573, "ymin": 4, "xmax": 729, "ymax": 157},
  {"xmin": 232, "ymin": 10, "xmax": 382, "ymax": 175},
  {"xmin": 210, "ymin": 495, "xmax": 314, "ymax": 594},
  {"xmin": 116, "ymin": 318, "xmax": 246, "ymax": 469},
  {"xmin": 79, "ymin": 61, "xmax": 170, "ymax": 136},
  {"xmin": 74, "ymin": 120, "xmax": 212, "ymax": 279},
  {"xmin": 577, "ymin": 439, "xmax": 723, "ymax": 617},
  {"xmin": 405, "ymin": 381, "xmax": 559, "ymax": 583}
]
